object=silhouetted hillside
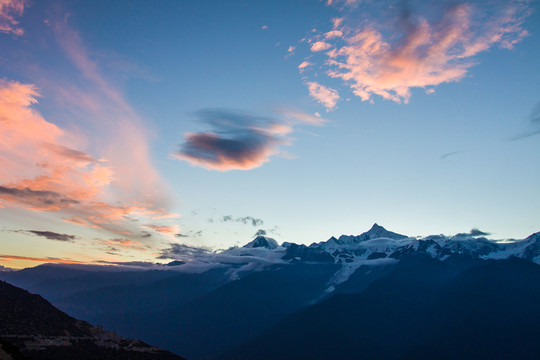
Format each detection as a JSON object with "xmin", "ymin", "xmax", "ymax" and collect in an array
[{"xmin": 0, "ymin": 281, "xmax": 185, "ymax": 360}]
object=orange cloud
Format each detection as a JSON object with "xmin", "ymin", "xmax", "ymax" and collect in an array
[
  {"xmin": 143, "ymin": 224, "xmax": 181, "ymax": 236},
  {"xmin": 100, "ymin": 238, "xmax": 147, "ymax": 252},
  {"xmin": 0, "ymin": 254, "xmax": 85, "ymax": 264},
  {"xmin": 319, "ymin": 2, "xmax": 530, "ymax": 103},
  {"xmin": 0, "ymin": 0, "xmax": 26, "ymax": 35}
]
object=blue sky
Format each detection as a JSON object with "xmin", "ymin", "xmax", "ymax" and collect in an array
[{"xmin": 0, "ymin": 0, "xmax": 539, "ymax": 268}]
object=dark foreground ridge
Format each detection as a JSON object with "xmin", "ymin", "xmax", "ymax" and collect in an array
[{"xmin": 0, "ymin": 280, "xmax": 185, "ymax": 360}]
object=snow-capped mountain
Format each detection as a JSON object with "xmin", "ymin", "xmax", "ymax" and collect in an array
[
  {"xmin": 281, "ymin": 224, "xmax": 540, "ymax": 265},
  {"xmin": 158, "ymin": 224, "xmax": 540, "ymax": 288},
  {"xmin": 243, "ymin": 235, "xmax": 279, "ymax": 249}
]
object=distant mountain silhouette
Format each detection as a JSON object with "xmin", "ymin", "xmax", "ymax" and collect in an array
[
  {"xmin": 0, "ymin": 280, "xmax": 185, "ymax": 360},
  {"xmin": 220, "ymin": 257, "xmax": 540, "ymax": 360}
]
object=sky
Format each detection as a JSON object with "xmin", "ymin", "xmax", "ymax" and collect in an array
[{"xmin": 0, "ymin": 0, "xmax": 539, "ymax": 268}]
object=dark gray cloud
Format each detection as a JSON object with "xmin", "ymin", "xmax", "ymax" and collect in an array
[
  {"xmin": 0, "ymin": 185, "xmax": 78, "ymax": 209},
  {"xmin": 43, "ymin": 143, "xmax": 96, "ymax": 164},
  {"xmin": 469, "ymin": 228, "xmax": 490, "ymax": 236},
  {"xmin": 25, "ymin": 230, "xmax": 78, "ymax": 242},
  {"xmin": 175, "ymin": 230, "xmax": 203, "ymax": 238},
  {"xmin": 158, "ymin": 243, "xmax": 211, "ymax": 260},
  {"xmin": 222, "ymin": 215, "xmax": 264, "ymax": 227},
  {"xmin": 173, "ymin": 109, "xmax": 287, "ymax": 171},
  {"xmin": 96, "ymin": 260, "xmax": 157, "ymax": 268},
  {"xmin": 237, "ymin": 216, "xmax": 264, "ymax": 226},
  {"xmin": 455, "ymin": 228, "xmax": 490, "ymax": 237},
  {"xmin": 254, "ymin": 229, "xmax": 267, "ymax": 237}
]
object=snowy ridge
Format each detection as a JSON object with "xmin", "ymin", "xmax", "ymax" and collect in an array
[{"xmin": 30, "ymin": 225, "xmax": 540, "ymax": 280}]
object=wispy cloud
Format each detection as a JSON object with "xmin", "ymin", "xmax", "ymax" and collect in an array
[
  {"xmin": 277, "ymin": 107, "xmax": 327, "ymax": 126},
  {"xmin": 298, "ymin": 61, "xmax": 313, "ymax": 73},
  {"xmin": 25, "ymin": 230, "xmax": 78, "ymax": 242},
  {"xmin": 0, "ymin": 0, "xmax": 26, "ymax": 36},
  {"xmin": 222, "ymin": 215, "xmax": 264, "ymax": 227},
  {"xmin": 511, "ymin": 101, "xmax": 540, "ymax": 140},
  {"xmin": 143, "ymin": 224, "xmax": 181, "ymax": 236},
  {"xmin": 0, "ymin": 254, "xmax": 85, "ymax": 264},
  {"xmin": 307, "ymin": 81, "xmax": 339, "ymax": 110},
  {"xmin": 440, "ymin": 151, "xmax": 462, "ymax": 160},
  {"xmin": 307, "ymin": 1, "xmax": 531, "ymax": 103},
  {"xmin": 99, "ymin": 238, "xmax": 147, "ymax": 252},
  {"xmin": 0, "ymin": 186, "xmax": 78, "ymax": 211},
  {"xmin": 0, "ymin": 14, "xmax": 178, "ymax": 243},
  {"xmin": 158, "ymin": 243, "xmax": 212, "ymax": 261}
]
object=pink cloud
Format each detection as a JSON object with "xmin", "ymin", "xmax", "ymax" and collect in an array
[
  {"xmin": 0, "ymin": 0, "xmax": 26, "ymax": 35},
  {"xmin": 311, "ymin": 41, "xmax": 332, "ymax": 52},
  {"xmin": 317, "ymin": 2, "xmax": 531, "ymax": 103},
  {"xmin": 298, "ymin": 61, "xmax": 313, "ymax": 73},
  {"xmin": 307, "ymin": 81, "xmax": 339, "ymax": 110},
  {"xmin": 0, "ymin": 78, "xmax": 176, "ymax": 239},
  {"xmin": 278, "ymin": 108, "xmax": 327, "ymax": 126},
  {"xmin": 324, "ymin": 30, "xmax": 343, "ymax": 39}
]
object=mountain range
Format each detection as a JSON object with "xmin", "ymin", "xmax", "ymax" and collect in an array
[{"xmin": 2, "ymin": 224, "xmax": 540, "ymax": 359}]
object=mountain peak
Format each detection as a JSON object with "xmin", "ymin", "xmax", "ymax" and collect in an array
[
  {"xmin": 360, "ymin": 223, "xmax": 407, "ymax": 241},
  {"xmin": 243, "ymin": 235, "xmax": 279, "ymax": 249},
  {"xmin": 368, "ymin": 223, "xmax": 384, "ymax": 232}
]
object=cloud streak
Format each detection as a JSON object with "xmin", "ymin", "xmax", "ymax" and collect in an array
[
  {"xmin": 0, "ymin": 254, "xmax": 85, "ymax": 264},
  {"xmin": 511, "ymin": 101, "xmax": 540, "ymax": 140},
  {"xmin": 26, "ymin": 230, "xmax": 78, "ymax": 242},
  {"xmin": 307, "ymin": 1, "xmax": 531, "ymax": 103}
]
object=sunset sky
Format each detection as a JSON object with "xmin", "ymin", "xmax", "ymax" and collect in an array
[{"xmin": 1, "ymin": 0, "xmax": 539, "ymax": 268}]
